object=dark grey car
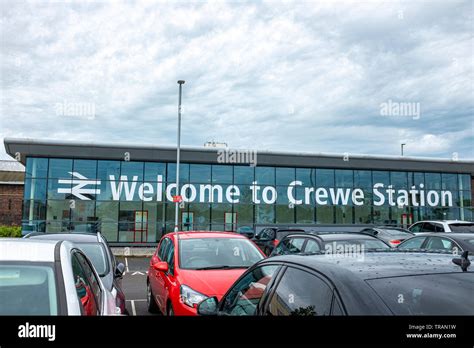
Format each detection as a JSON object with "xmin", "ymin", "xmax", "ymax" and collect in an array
[
  {"xmin": 26, "ymin": 232, "xmax": 127, "ymax": 314},
  {"xmin": 398, "ymin": 233, "xmax": 474, "ymax": 253},
  {"xmin": 197, "ymin": 251, "xmax": 474, "ymax": 316},
  {"xmin": 360, "ymin": 226, "xmax": 414, "ymax": 247}
]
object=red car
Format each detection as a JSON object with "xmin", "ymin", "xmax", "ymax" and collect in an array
[{"xmin": 147, "ymin": 231, "xmax": 265, "ymax": 316}]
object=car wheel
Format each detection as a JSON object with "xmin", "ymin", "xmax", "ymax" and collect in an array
[{"xmin": 147, "ymin": 280, "xmax": 159, "ymax": 313}]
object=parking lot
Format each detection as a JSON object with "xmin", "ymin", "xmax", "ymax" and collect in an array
[{"xmin": 116, "ymin": 257, "xmax": 160, "ymax": 316}]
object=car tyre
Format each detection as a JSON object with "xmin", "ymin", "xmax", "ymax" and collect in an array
[{"xmin": 147, "ymin": 280, "xmax": 159, "ymax": 313}]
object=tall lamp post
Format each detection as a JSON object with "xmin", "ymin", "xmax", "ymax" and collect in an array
[
  {"xmin": 401, "ymin": 143, "xmax": 406, "ymax": 156},
  {"xmin": 175, "ymin": 80, "xmax": 185, "ymax": 232}
]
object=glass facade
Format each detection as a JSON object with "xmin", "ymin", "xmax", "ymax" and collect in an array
[{"xmin": 22, "ymin": 156, "xmax": 473, "ymax": 244}]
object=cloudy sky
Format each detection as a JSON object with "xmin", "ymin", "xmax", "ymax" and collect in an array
[{"xmin": 0, "ymin": 0, "xmax": 473, "ymax": 160}]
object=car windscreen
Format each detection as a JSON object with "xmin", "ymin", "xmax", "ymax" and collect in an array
[
  {"xmin": 323, "ymin": 239, "xmax": 390, "ymax": 251},
  {"xmin": 449, "ymin": 223, "xmax": 474, "ymax": 233},
  {"xmin": 367, "ymin": 273, "xmax": 474, "ymax": 315},
  {"xmin": 0, "ymin": 263, "xmax": 58, "ymax": 315},
  {"xmin": 76, "ymin": 243, "xmax": 109, "ymax": 276},
  {"xmin": 179, "ymin": 238, "xmax": 264, "ymax": 270}
]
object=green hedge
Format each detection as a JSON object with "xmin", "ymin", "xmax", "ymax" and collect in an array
[{"xmin": 0, "ymin": 225, "xmax": 22, "ymax": 238}]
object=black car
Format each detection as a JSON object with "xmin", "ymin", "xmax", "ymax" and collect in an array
[
  {"xmin": 270, "ymin": 232, "xmax": 390, "ymax": 256},
  {"xmin": 252, "ymin": 228, "xmax": 306, "ymax": 255},
  {"xmin": 236, "ymin": 226, "xmax": 255, "ymax": 238},
  {"xmin": 398, "ymin": 233, "xmax": 474, "ymax": 253},
  {"xmin": 197, "ymin": 251, "xmax": 473, "ymax": 316},
  {"xmin": 26, "ymin": 232, "xmax": 127, "ymax": 314},
  {"xmin": 360, "ymin": 226, "xmax": 414, "ymax": 247}
]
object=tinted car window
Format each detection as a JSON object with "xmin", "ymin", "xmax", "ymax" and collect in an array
[
  {"xmin": 158, "ymin": 238, "xmax": 170, "ymax": 260},
  {"xmin": 398, "ymin": 237, "xmax": 426, "ymax": 249},
  {"xmin": 421, "ymin": 223, "xmax": 437, "ymax": 232},
  {"xmin": 287, "ymin": 238, "xmax": 305, "ymax": 253},
  {"xmin": 449, "ymin": 223, "xmax": 474, "ymax": 233},
  {"xmin": 304, "ymin": 239, "xmax": 321, "ymax": 253},
  {"xmin": 76, "ymin": 243, "xmax": 108, "ymax": 276},
  {"xmin": 367, "ymin": 273, "xmax": 474, "ymax": 315},
  {"xmin": 221, "ymin": 265, "xmax": 278, "ymax": 316},
  {"xmin": 409, "ymin": 223, "xmax": 423, "ymax": 233},
  {"xmin": 425, "ymin": 237, "xmax": 453, "ymax": 251},
  {"xmin": 266, "ymin": 267, "xmax": 332, "ymax": 316},
  {"xmin": 72, "ymin": 253, "xmax": 99, "ymax": 315},
  {"xmin": 165, "ymin": 241, "xmax": 175, "ymax": 274},
  {"xmin": 0, "ymin": 263, "xmax": 58, "ymax": 315}
]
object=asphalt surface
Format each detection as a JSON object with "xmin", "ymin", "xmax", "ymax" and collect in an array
[{"xmin": 116, "ymin": 256, "xmax": 161, "ymax": 316}]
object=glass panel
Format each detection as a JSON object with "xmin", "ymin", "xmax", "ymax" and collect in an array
[
  {"xmin": 296, "ymin": 205, "xmax": 314, "ymax": 223},
  {"xmin": 439, "ymin": 173, "xmax": 456, "ymax": 190},
  {"xmin": 335, "ymin": 170, "xmax": 353, "ymax": 188},
  {"xmin": 187, "ymin": 203, "xmax": 210, "ymax": 230},
  {"xmin": 256, "ymin": 205, "xmax": 274, "ymax": 224},
  {"xmin": 234, "ymin": 166, "xmax": 254, "ymax": 184},
  {"xmin": 316, "ymin": 169, "xmax": 334, "ymax": 187},
  {"xmin": 459, "ymin": 174, "xmax": 471, "ymax": 191},
  {"xmin": 120, "ymin": 161, "xmax": 144, "ymax": 181},
  {"xmin": 70, "ymin": 200, "xmax": 96, "ymax": 223},
  {"xmin": 373, "ymin": 206, "xmax": 390, "ymax": 224},
  {"xmin": 48, "ymin": 159, "xmax": 73, "ymax": 179},
  {"xmin": 425, "ymin": 173, "xmax": 441, "ymax": 190},
  {"xmin": 354, "ymin": 170, "xmax": 372, "ymax": 188},
  {"xmin": 144, "ymin": 162, "xmax": 166, "ymax": 182},
  {"xmin": 46, "ymin": 200, "xmax": 71, "ymax": 229},
  {"xmin": 211, "ymin": 203, "xmax": 231, "ymax": 224},
  {"xmin": 96, "ymin": 201, "xmax": 119, "ymax": 224},
  {"xmin": 296, "ymin": 168, "xmax": 315, "ymax": 187},
  {"xmin": 22, "ymin": 200, "xmax": 47, "ymax": 224},
  {"xmin": 190, "ymin": 164, "xmax": 211, "ymax": 183},
  {"xmin": 255, "ymin": 166, "xmax": 275, "ymax": 185},
  {"xmin": 234, "ymin": 204, "xmax": 253, "ymax": 225},
  {"xmin": 276, "ymin": 205, "xmax": 294, "ymax": 223},
  {"xmin": 167, "ymin": 163, "xmax": 189, "ymax": 184},
  {"xmin": 276, "ymin": 168, "xmax": 295, "ymax": 185},
  {"xmin": 335, "ymin": 206, "xmax": 353, "ymax": 223},
  {"xmin": 372, "ymin": 171, "xmax": 389, "ymax": 185},
  {"xmin": 25, "ymin": 157, "xmax": 48, "ymax": 178},
  {"xmin": 97, "ymin": 160, "xmax": 120, "ymax": 181},
  {"xmin": 316, "ymin": 206, "xmax": 334, "ymax": 223},
  {"xmin": 212, "ymin": 165, "xmax": 233, "ymax": 184},
  {"xmin": 390, "ymin": 172, "xmax": 408, "ymax": 188},
  {"xmin": 73, "ymin": 159, "xmax": 97, "ymax": 179},
  {"xmin": 354, "ymin": 206, "xmax": 372, "ymax": 224},
  {"xmin": 408, "ymin": 172, "xmax": 425, "ymax": 187},
  {"xmin": 143, "ymin": 202, "xmax": 165, "ymax": 241},
  {"xmin": 23, "ymin": 179, "xmax": 47, "ymax": 200}
]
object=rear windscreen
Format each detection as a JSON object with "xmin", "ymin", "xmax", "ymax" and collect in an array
[
  {"xmin": 367, "ymin": 273, "xmax": 474, "ymax": 315},
  {"xmin": 449, "ymin": 224, "xmax": 474, "ymax": 233}
]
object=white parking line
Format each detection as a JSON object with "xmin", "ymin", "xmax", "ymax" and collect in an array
[
  {"xmin": 125, "ymin": 257, "xmax": 129, "ymax": 273},
  {"xmin": 130, "ymin": 300, "xmax": 137, "ymax": 316},
  {"xmin": 126, "ymin": 299, "xmax": 147, "ymax": 302}
]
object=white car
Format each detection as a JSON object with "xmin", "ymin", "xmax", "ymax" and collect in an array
[
  {"xmin": 409, "ymin": 220, "xmax": 474, "ymax": 234},
  {"xmin": 0, "ymin": 238, "xmax": 120, "ymax": 315}
]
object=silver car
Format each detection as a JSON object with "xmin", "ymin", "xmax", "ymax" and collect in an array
[{"xmin": 0, "ymin": 238, "xmax": 119, "ymax": 315}]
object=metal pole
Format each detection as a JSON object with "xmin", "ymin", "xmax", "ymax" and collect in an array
[
  {"xmin": 401, "ymin": 143, "xmax": 405, "ymax": 156},
  {"xmin": 175, "ymin": 80, "xmax": 185, "ymax": 232}
]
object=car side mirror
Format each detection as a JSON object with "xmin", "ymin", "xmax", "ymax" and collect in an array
[
  {"xmin": 115, "ymin": 263, "xmax": 125, "ymax": 278},
  {"xmin": 197, "ymin": 297, "xmax": 218, "ymax": 316},
  {"xmin": 152, "ymin": 261, "xmax": 169, "ymax": 273}
]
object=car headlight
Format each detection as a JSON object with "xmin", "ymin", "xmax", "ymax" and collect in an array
[{"xmin": 180, "ymin": 285, "xmax": 208, "ymax": 308}]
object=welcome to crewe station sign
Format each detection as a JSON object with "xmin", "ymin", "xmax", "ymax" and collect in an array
[{"xmin": 58, "ymin": 172, "xmax": 455, "ymax": 208}]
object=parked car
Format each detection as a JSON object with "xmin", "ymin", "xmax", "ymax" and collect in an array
[
  {"xmin": 236, "ymin": 226, "xmax": 255, "ymax": 238},
  {"xmin": 409, "ymin": 220, "xmax": 474, "ymax": 233},
  {"xmin": 147, "ymin": 231, "xmax": 265, "ymax": 316},
  {"xmin": 397, "ymin": 233, "xmax": 474, "ymax": 253},
  {"xmin": 0, "ymin": 238, "xmax": 119, "ymax": 315},
  {"xmin": 359, "ymin": 226, "xmax": 414, "ymax": 247},
  {"xmin": 270, "ymin": 232, "xmax": 390, "ymax": 256},
  {"xmin": 253, "ymin": 228, "xmax": 306, "ymax": 255},
  {"xmin": 25, "ymin": 232, "xmax": 127, "ymax": 314},
  {"xmin": 197, "ymin": 250, "xmax": 473, "ymax": 316}
]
